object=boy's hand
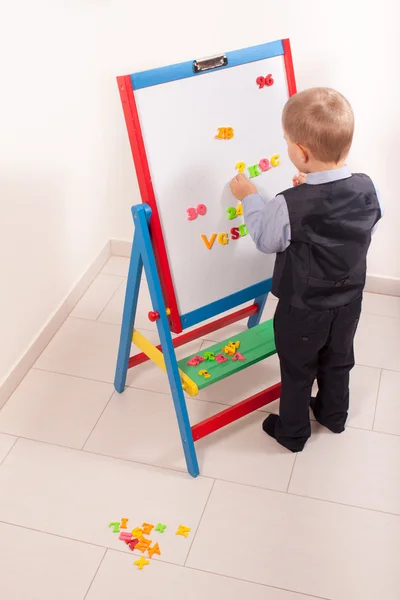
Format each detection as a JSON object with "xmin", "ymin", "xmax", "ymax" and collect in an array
[
  {"xmin": 292, "ymin": 172, "xmax": 307, "ymax": 187},
  {"xmin": 230, "ymin": 173, "xmax": 258, "ymax": 201}
]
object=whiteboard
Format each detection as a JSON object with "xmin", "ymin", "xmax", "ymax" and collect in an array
[{"xmin": 134, "ymin": 52, "xmax": 294, "ymax": 316}]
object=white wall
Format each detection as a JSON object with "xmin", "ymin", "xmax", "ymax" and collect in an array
[
  {"xmin": 0, "ymin": 0, "xmax": 398, "ymax": 384},
  {"xmin": 0, "ymin": 3, "xmax": 111, "ymax": 384}
]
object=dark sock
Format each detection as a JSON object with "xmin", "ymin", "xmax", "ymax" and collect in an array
[
  {"xmin": 262, "ymin": 414, "xmax": 303, "ymax": 453},
  {"xmin": 262, "ymin": 414, "xmax": 279, "ymax": 440},
  {"xmin": 309, "ymin": 397, "xmax": 344, "ymax": 434}
]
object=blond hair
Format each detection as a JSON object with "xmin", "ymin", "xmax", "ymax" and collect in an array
[{"xmin": 282, "ymin": 88, "xmax": 354, "ymax": 163}]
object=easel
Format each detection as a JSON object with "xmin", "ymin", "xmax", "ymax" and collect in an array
[
  {"xmin": 113, "ymin": 38, "xmax": 297, "ymax": 476},
  {"xmin": 114, "ymin": 203, "xmax": 281, "ymax": 477}
]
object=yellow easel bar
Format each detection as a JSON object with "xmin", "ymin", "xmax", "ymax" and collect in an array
[{"xmin": 132, "ymin": 330, "xmax": 198, "ymax": 397}]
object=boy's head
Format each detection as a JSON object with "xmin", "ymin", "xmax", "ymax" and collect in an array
[{"xmin": 282, "ymin": 87, "xmax": 354, "ymax": 172}]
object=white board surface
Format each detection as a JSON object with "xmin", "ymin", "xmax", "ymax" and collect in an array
[{"xmin": 135, "ymin": 53, "xmax": 293, "ymax": 316}]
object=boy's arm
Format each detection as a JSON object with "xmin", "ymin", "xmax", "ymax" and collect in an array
[
  {"xmin": 230, "ymin": 173, "xmax": 291, "ymax": 254},
  {"xmin": 241, "ymin": 194, "xmax": 291, "ymax": 254}
]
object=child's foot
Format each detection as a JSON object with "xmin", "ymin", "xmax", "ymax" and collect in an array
[
  {"xmin": 310, "ymin": 397, "xmax": 345, "ymax": 434},
  {"xmin": 262, "ymin": 415, "xmax": 303, "ymax": 453}
]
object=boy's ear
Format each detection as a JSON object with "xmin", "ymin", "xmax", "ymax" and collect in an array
[{"xmin": 296, "ymin": 143, "xmax": 309, "ymax": 164}]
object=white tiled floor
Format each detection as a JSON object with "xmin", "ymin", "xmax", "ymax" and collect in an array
[{"xmin": 1, "ymin": 256, "xmax": 399, "ymax": 600}]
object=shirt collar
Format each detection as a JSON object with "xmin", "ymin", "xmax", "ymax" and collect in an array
[{"xmin": 306, "ymin": 165, "xmax": 352, "ymax": 185}]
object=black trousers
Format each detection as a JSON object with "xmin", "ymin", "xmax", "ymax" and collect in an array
[{"xmin": 273, "ymin": 296, "xmax": 362, "ymax": 452}]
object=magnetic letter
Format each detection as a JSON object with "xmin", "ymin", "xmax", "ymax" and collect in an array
[
  {"xmin": 176, "ymin": 525, "xmax": 191, "ymax": 538},
  {"xmin": 196, "ymin": 203, "xmax": 207, "ymax": 216},
  {"xmin": 201, "ymin": 233, "xmax": 217, "ymax": 250},
  {"xmin": 248, "ymin": 164, "xmax": 261, "ymax": 178},
  {"xmin": 259, "ymin": 158, "xmax": 270, "ymax": 171},
  {"xmin": 239, "ymin": 224, "xmax": 248, "ymax": 237},
  {"xmin": 235, "ymin": 161, "xmax": 245, "ymax": 173},
  {"xmin": 230, "ymin": 226, "xmax": 240, "ymax": 240},
  {"xmin": 142, "ymin": 523, "xmax": 154, "ymax": 535},
  {"xmin": 186, "ymin": 207, "xmax": 197, "ymax": 220},
  {"xmin": 271, "ymin": 154, "xmax": 280, "ymax": 167},
  {"xmin": 215, "ymin": 353, "xmax": 228, "ymax": 363},
  {"xmin": 217, "ymin": 232, "xmax": 229, "ymax": 245},
  {"xmin": 148, "ymin": 543, "xmax": 161, "ymax": 558}
]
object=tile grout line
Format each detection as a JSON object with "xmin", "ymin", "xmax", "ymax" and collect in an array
[
  {"xmin": 81, "ymin": 388, "xmax": 117, "ymax": 450},
  {"xmin": 16, "ymin": 367, "xmax": 400, "ymax": 438},
  {"xmin": 0, "ymin": 519, "xmax": 110, "ymax": 550},
  {"xmin": 184, "ymin": 479, "xmax": 216, "ymax": 567},
  {"xmin": 184, "ymin": 564, "xmax": 332, "ymax": 600},
  {"xmin": 285, "ymin": 454, "xmax": 297, "ymax": 493},
  {"xmin": 83, "ymin": 548, "xmax": 108, "ymax": 600},
  {"xmin": 371, "ymin": 369, "xmax": 383, "ymax": 431},
  {"xmin": 96, "ymin": 277, "xmax": 127, "ymax": 322},
  {"xmin": 2, "ymin": 434, "xmax": 400, "ymax": 518},
  {"xmin": 0, "ymin": 436, "xmax": 18, "ymax": 467}
]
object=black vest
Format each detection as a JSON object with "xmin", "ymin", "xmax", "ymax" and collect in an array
[{"xmin": 272, "ymin": 174, "xmax": 381, "ymax": 309}]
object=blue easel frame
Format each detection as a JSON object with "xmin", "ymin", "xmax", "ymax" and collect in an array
[{"xmin": 114, "ymin": 204, "xmax": 269, "ymax": 477}]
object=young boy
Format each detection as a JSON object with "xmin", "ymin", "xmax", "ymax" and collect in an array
[{"xmin": 230, "ymin": 87, "xmax": 382, "ymax": 452}]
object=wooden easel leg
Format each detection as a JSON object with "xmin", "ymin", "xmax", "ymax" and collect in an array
[
  {"xmin": 114, "ymin": 221, "xmax": 143, "ymax": 393},
  {"xmin": 248, "ymin": 293, "xmax": 269, "ymax": 329},
  {"xmin": 134, "ymin": 204, "xmax": 200, "ymax": 477}
]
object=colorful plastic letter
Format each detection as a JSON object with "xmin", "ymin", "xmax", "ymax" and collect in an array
[
  {"xmin": 198, "ymin": 370, "xmax": 211, "ymax": 379},
  {"xmin": 215, "ymin": 353, "xmax": 228, "ymax": 363},
  {"xmin": 259, "ymin": 158, "xmax": 270, "ymax": 171},
  {"xmin": 222, "ymin": 345, "xmax": 235, "ymax": 356},
  {"xmin": 216, "ymin": 127, "xmax": 234, "ymax": 139},
  {"xmin": 135, "ymin": 537, "xmax": 152, "ymax": 553},
  {"xmin": 235, "ymin": 161, "xmax": 246, "ymax": 173},
  {"xmin": 128, "ymin": 538, "xmax": 139, "ymax": 550},
  {"xmin": 120, "ymin": 518, "xmax": 129, "ymax": 529},
  {"xmin": 239, "ymin": 224, "xmax": 248, "ymax": 237},
  {"xmin": 217, "ymin": 232, "xmax": 229, "ymax": 245},
  {"xmin": 134, "ymin": 557, "xmax": 150, "ymax": 570},
  {"xmin": 108, "ymin": 522, "xmax": 120, "ymax": 533},
  {"xmin": 119, "ymin": 531, "xmax": 132, "ymax": 542},
  {"xmin": 155, "ymin": 523, "xmax": 167, "ymax": 533},
  {"xmin": 230, "ymin": 226, "xmax": 240, "ymax": 240},
  {"xmin": 248, "ymin": 164, "xmax": 261, "ymax": 178},
  {"xmin": 131, "ymin": 527, "xmax": 143, "ymax": 539},
  {"xmin": 232, "ymin": 352, "xmax": 245, "ymax": 361},
  {"xmin": 186, "ymin": 207, "xmax": 197, "ymax": 220},
  {"xmin": 142, "ymin": 523, "xmax": 154, "ymax": 535},
  {"xmin": 196, "ymin": 203, "xmax": 207, "ymax": 216},
  {"xmin": 265, "ymin": 73, "xmax": 274, "ymax": 86},
  {"xmin": 256, "ymin": 76, "xmax": 265, "ymax": 88},
  {"xmin": 271, "ymin": 154, "xmax": 280, "ymax": 167},
  {"xmin": 236, "ymin": 203, "xmax": 243, "ymax": 216},
  {"xmin": 204, "ymin": 352, "xmax": 215, "ymax": 361},
  {"xmin": 226, "ymin": 206, "xmax": 237, "ymax": 220},
  {"xmin": 148, "ymin": 542, "xmax": 161, "ymax": 558},
  {"xmin": 176, "ymin": 525, "xmax": 191, "ymax": 538},
  {"xmin": 201, "ymin": 233, "xmax": 217, "ymax": 250},
  {"xmin": 187, "ymin": 355, "xmax": 203, "ymax": 366}
]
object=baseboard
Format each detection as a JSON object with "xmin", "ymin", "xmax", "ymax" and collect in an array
[
  {"xmin": 110, "ymin": 239, "xmax": 132, "ymax": 258},
  {"xmin": 365, "ymin": 274, "xmax": 400, "ymax": 296},
  {"xmin": 0, "ymin": 242, "xmax": 111, "ymax": 410}
]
